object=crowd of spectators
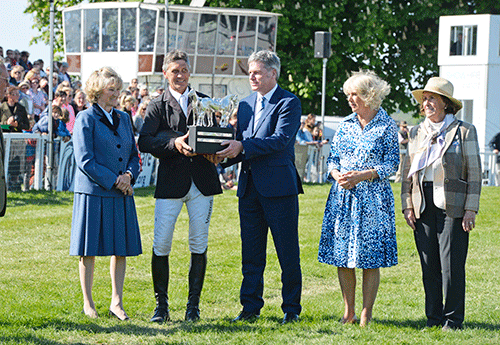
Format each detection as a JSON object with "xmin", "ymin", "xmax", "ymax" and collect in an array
[
  {"xmin": 0, "ymin": 47, "xmax": 164, "ymax": 191},
  {"xmin": 295, "ymin": 113, "xmax": 329, "ymax": 183},
  {"xmin": 0, "ymin": 47, "xmax": 79, "ymax": 137},
  {"xmin": 0, "ymin": 47, "xmax": 163, "ymax": 140}
]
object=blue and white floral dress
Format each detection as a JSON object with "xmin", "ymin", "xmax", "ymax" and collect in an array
[{"xmin": 318, "ymin": 108, "xmax": 399, "ymax": 269}]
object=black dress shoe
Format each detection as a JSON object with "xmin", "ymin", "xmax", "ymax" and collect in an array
[
  {"xmin": 281, "ymin": 313, "xmax": 299, "ymax": 325},
  {"xmin": 185, "ymin": 306, "xmax": 200, "ymax": 322},
  {"xmin": 150, "ymin": 306, "xmax": 171, "ymax": 323},
  {"xmin": 442, "ymin": 322, "xmax": 463, "ymax": 331},
  {"xmin": 232, "ymin": 310, "xmax": 260, "ymax": 322}
]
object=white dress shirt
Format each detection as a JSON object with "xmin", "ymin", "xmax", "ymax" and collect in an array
[{"xmin": 169, "ymin": 86, "xmax": 189, "ymax": 116}]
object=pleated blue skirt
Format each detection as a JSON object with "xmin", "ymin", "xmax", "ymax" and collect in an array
[{"xmin": 70, "ymin": 193, "xmax": 142, "ymax": 257}]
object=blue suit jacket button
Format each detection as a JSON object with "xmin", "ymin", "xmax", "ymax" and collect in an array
[
  {"xmin": 117, "ymin": 144, "xmax": 121, "ymax": 148},
  {"xmin": 119, "ymin": 157, "xmax": 123, "ymax": 162}
]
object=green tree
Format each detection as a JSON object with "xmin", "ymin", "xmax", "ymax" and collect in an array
[
  {"xmin": 205, "ymin": 0, "xmax": 500, "ymax": 116},
  {"xmin": 26, "ymin": 0, "xmax": 500, "ymax": 115}
]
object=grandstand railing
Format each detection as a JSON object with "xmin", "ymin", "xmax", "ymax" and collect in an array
[
  {"xmin": 2, "ymin": 133, "xmax": 498, "ymax": 192},
  {"xmin": 3, "ymin": 133, "xmax": 158, "ymax": 192}
]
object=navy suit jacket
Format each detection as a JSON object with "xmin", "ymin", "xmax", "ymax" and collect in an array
[
  {"xmin": 73, "ymin": 104, "xmax": 140, "ymax": 197},
  {"xmin": 228, "ymin": 85, "xmax": 303, "ymax": 198}
]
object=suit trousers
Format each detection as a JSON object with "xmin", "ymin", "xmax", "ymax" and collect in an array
[
  {"xmin": 238, "ymin": 173, "xmax": 302, "ymax": 315},
  {"xmin": 153, "ymin": 181, "xmax": 213, "ymax": 256},
  {"xmin": 414, "ymin": 184, "xmax": 469, "ymax": 328}
]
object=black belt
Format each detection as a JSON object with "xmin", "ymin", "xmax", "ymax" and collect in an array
[{"xmin": 422, "ymin": 181, "xmax": 433, "ymax": 188}]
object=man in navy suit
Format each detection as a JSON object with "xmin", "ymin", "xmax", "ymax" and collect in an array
[
  {"xmin": 138, "ymin": 50, "xmax": 222, "ymax": 323},
  {"xmin": 217, "ymin": 50, "xmax": 303, "ymax": 325}
]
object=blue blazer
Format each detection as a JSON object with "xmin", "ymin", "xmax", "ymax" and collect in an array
[
  {"xmin": 72, "ymin": 104, "xmax": 140, "ymax": 197},
  {"xmin": 32, "ymin": 114, "xmax": 71, "ymax": 138},
  {"xmin": 230, "ymin": 85, "xmax": 303, "ymax": 198}
]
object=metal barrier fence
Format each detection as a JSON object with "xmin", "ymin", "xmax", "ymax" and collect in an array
[
  {"xmin": 294, "ymin": 143, "xmax": 330, "ymax": 183},
  {"xmin": 294, "ymin": 142, "xmax": 499, "ymax": 186},
  {"xmin": 2, "ymin": 133, "xmax": 499, "ymax": 192},
  {"xmin": 2, "ymin": 133, "xmax": 158, "ymax": 192}
]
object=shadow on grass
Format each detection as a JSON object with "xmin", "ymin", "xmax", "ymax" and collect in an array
[
  {"xmin": 6, "ymin": 186, "xmax": 156, "ymax": 208},
  {"xmin": 375, "ymin": 318, "xmax": 427, "ymax": 329},
  {"xmin": 0, "ymin": 335, "xmax": 74, "ymax": 345},
  {"xmin": 133, "ymin": 186, "xmax": 156, "ymax": 197},
  {"xmin": 6, "ymin": 190, "xmax": 74, "ymax": 207},
  {"xmin": 0, "ymin": 316, "xmax": 292, "ymax": 342},
  {"xmin": 376, "ymin": 318, "xmax": 500, "ymax": 331}
]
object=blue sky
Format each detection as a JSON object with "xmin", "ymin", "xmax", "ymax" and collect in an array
[{"xmin": 0, "ymin": 0, "xmax": 51, "ymax": 64}]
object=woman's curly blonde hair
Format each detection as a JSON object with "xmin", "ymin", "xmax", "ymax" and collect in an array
[
  {"xmin": 85, "ymin": 67, "xmax": 123, "ymax": 104},
  {"xmin": 343, "ymin": 70, "xmax": 390, "ymax": 111}
]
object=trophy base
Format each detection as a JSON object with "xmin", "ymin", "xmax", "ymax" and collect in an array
[{"xmin": 188, "ymin": 126, "xmax": 235, "ymax": 154}]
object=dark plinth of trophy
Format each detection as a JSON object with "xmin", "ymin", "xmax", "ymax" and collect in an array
[{"xmin": 188, "ymin": 126, "xmax": 234, "ymax": 154}]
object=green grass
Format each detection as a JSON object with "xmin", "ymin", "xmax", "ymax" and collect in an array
[{"xmin": 0, "ymin": 183, "xmax": 499, "ymax": 344}]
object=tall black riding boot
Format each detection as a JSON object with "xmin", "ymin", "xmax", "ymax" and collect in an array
[
  {"xmin": 150, "ymin": 249, "xmax": 171, "ymax": 323},
  {"xmin": 185, "ymin": 251, "xmax": 207, "ymax": 321}
]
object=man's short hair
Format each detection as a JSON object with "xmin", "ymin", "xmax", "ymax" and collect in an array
[
  {"xmin": 162, "ymin": 50, "xmax": 190, "ymax": 72},
  {"xmin": 60, "ymin": 108, "xmax": 70, "ymax": 123},
  {"xmin": 7, "ymin": 86, "xmax": 19, "ymax": 95},
  {"xmin": 248, "ymin": 50, "xmax": 281, "ymax": 80},
  {"xmin": 52, "ymin": 105, "xmax": 62, "ymax": 118}
]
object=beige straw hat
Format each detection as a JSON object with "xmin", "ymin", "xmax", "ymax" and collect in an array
[{"xmin": 412, "ymin": 77, "xmax": 462, "ymax": 111}]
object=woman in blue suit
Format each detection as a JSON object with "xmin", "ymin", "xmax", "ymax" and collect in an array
[{"xmin": 70, "ymin": 67, "xmax": 141, "ymax": 320}]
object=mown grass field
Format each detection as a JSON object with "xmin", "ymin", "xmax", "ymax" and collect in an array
[{"xmin": 0, "ymin": 183, "xmax": 499, "ymax": 344}]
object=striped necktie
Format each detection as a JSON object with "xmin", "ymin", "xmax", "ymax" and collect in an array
[{"xmin": 254, "ymin": 96, "xmax": 266, "ymax": 131}]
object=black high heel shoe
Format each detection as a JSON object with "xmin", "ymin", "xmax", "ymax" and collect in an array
[{"xmin": 109, "ymin": 309, "xmax": 130, "ymax": 321}]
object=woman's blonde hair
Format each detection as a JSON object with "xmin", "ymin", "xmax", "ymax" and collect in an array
[
  {"xmin": 56, "ymin": 81, "xmax": 72, "ymax": 91},
  {"xmin": 85, "ymin": 67, "xmax": 123, "ymax": 104},
  {"xmin": 343, "ymin": 70, "xmax": 390, "ymax": 110},
  {"xmin": 120, "ymin": 94, "xmax": 136, "ymax": 109},
  {"xmin": 24, "ymin": 68, "xmax": 40, "ymax": 82},
  {"xmin": 137, "ymin": 100, "xmax": 149, "ymax": 114},
  {"xmin": 10, "ymin": 65, "xmax": 24, "ymax": 78}
]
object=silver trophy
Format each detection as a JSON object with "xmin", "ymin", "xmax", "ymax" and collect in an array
[{"xmin": 188, "ymin": 92, "xmax": 238, "ymax": 154}]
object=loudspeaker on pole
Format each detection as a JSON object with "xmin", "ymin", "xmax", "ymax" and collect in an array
[{"xmin": 314, "ymin": 31, "xmax": 331, "ymax": 58}]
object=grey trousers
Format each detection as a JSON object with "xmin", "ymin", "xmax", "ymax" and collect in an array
[{"xmin": 414, "ymin": 185, "xmax": 469, "ymax": 329}]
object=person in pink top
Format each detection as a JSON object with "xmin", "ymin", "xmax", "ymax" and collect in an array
[{"xmin": 59, "ymin": 86, "xmax": 76, "ymax": 133}]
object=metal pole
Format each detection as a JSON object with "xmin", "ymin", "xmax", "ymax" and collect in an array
[
  {"xmin": 165, "ymin": 1, "xmax": 169, "ymax": 53},
  {"xmin": 46, "ymin": 0, "xmax": 55, "ymax": 190},
  {"xmin": 165, "ymin": 1, "xmax": 169, "ymax": 89},
  {"xmin": 319, "ymin": 57, "xmax": 327, "ymax": 183},
  {"xmin": 321, "ymin": 57, "xmax": 327, "ymax": 135},
  {"xmin": 211, "ymin": 13, "xmax": 221, "ymax": 98}
]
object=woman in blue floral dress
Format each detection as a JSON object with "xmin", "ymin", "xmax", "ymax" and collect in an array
[{"xmin": 318, "ymin": 71, "xmax": 399, "ymax": 327}]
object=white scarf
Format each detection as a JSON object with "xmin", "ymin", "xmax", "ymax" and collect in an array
[{"xmin": 408, "ymin": 114, "xmax": 455, "ymax": 178}]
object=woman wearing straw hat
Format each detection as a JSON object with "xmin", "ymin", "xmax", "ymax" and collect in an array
[{"xmin": 401, "ymin": 77, "xmax": 481, "ymax": 330}]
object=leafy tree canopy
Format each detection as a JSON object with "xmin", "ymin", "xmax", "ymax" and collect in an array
[{"xmin": 26, "ymin": 0, "xmax": 500, "ymax": 116}]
